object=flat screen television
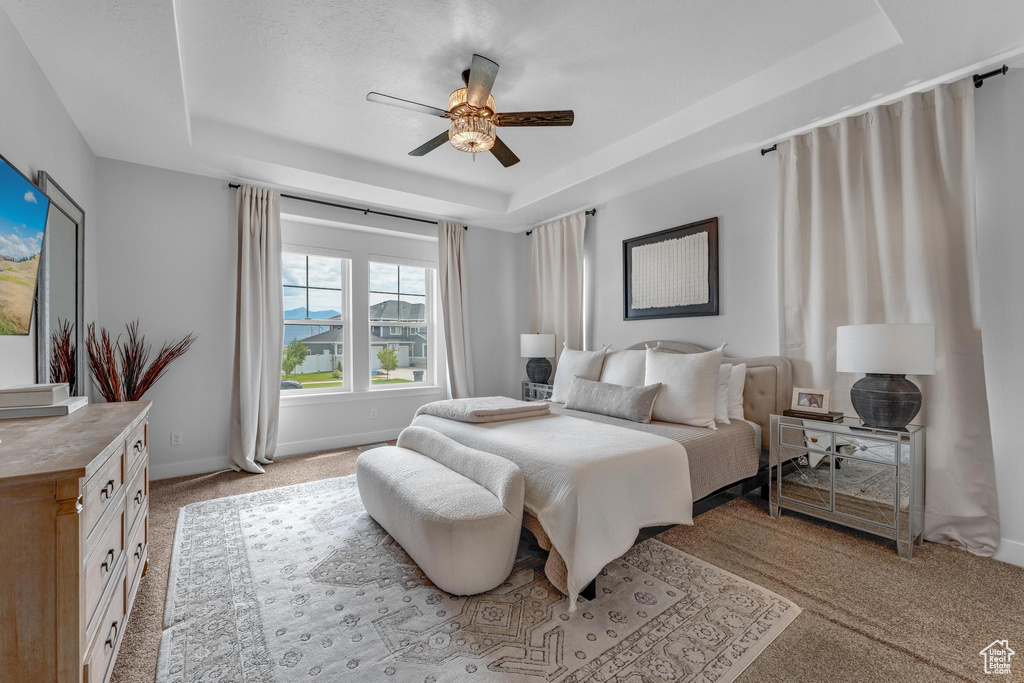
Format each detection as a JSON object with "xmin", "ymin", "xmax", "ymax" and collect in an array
[{"xmin": 0, "ymin": 154, "xmax": 50, "ymax": 335}]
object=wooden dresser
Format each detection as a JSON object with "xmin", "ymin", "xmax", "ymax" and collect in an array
[{"xmin": 0, "ymin": 401, "xmax": 150, "ymax": 683}]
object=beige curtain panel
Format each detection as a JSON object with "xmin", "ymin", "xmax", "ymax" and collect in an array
[
  {"xmin": 529, "ymin": 212, "xmax": 587, "ymax": 365},
  {"xmin": 777, "ymin": 78, "xmax": 1000, "ymax": 555},
  {"xmin": 438, "ymin": 221, "xmax": 475, "ymax": 398},
  {"xmin": 229, "ymin": 185, "xmax": 283, "ymax": 474}
]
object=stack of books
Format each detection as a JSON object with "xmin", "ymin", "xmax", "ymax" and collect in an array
[
  {"xmin": 783, "ymin": 408, "xmax": 845, "ymax": 423},
  {"xmin": 0, "ymin": 383, "xmax": 88, "ymax": 419}
]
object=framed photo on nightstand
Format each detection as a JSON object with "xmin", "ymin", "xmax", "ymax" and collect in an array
[{"xmin": 791, "ymin": 387, "xmax": 831, "ymax": 414}]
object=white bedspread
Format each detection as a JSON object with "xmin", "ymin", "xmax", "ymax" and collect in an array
[{"xmin": 410, "ymin": 412, "xmax": 693, "ymax": 608}]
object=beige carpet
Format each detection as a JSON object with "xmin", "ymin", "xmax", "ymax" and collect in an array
[{"xmin": 113, "ymin": 446, "xmax": 1024, "ymax": 683}]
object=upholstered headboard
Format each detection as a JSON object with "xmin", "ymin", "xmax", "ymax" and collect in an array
[{"xmin": 625, "ymin": 341, "xmax": 793, "ymax": 450}]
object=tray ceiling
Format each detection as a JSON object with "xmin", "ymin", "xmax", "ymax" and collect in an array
[{"xmin": 3, "ymin": 0, "xmax": 1024, "ymax": 229}]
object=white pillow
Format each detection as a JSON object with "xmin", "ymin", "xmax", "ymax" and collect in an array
[
  {"xmin": 715, "ymin": 364, "xmax": 732, "ymax": 424},
  {"xmin": 599, "ymin": 349, "xmax": 646, "ymax": 386},
  {"xmin": 728, "ymin": 363, "xmax": 747, "ymax": 420},
  {"xmin": 550, "ymin": 345, "xmax": 608, "ymax": 403},
  {"xmin": 645, "ymin": 346, "xmax": 724, "ymax": 428}
]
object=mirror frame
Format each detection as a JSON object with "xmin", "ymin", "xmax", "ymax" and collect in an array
[{"xmin": 35, "ymin": 171, "xmax": 85, "ymax": 395}]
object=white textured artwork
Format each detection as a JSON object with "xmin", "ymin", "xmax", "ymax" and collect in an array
[{"xmin": 631, "ymin": 231, "xmax": 709, "ymax": 309}]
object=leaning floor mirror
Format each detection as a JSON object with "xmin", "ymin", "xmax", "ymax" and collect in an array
[{"xmin": 36, "ymin": 171, "xmax": 85, "ymax": 396}]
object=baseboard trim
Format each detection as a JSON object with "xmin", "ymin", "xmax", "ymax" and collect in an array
[
  {"xmin": 994, "ymin": 537, "xmax": 1024, "ymax": 568},
  {"xmin": 151, "ymin": 455, "xmax": 232, "ymax": 481},
  {"xmin": 274, "ymin": 428, "xmax": 402, "ymax": 458},
  {"xmin": 150, "ymin": 429, "xmax": 401, "ymax": 481}
]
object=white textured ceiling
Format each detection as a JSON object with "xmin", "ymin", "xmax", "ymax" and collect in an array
[{"xmin": 4, "ymin": 0, "xmax": 1024, "ymax": 230}]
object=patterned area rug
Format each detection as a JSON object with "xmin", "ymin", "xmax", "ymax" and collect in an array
[{"xmin": 159, "ymin": 476, "xmax": 800, "ymax": 682}]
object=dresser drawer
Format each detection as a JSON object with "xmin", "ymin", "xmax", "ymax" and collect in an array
[
  {"xmin": 84, "ymin": 571, "xmax": 126, "ymax": 683},
  {"xmin": 125, "ymin": 419, "xmax": 148, "ymax": 474},
  {"xmin": 83, "ymin": 445, "xmax": 125, "ymax": 538},
  {"xmin": 84, "ymin": 506, "xmax": 125, "ymax": 637},
  {"xmin": 127, "ymin": 510, "xmax": 148, "ymax": 605},
  {"xmin": 126, "ymin": 456, "xmax": 148, "ymax": 532}
]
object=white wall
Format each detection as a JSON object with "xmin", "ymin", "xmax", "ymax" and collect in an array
[
  {"xmin": 466, "ymin": 226, "xmax": 522, "ymax": 398},
  {"xmin": 584, "ymin": 150, "xmax": 779, "ymax": 357},
  {"xmin": 0, "ymin": 9, "xmax": 97, "ymax": 387},
  {"xmin": 975, "ymin": 68, "xmax": 1024, "ymax": 567},
  {"xmin": 94, "ymin": 159, "xmax": 236, "ymax": 479}
]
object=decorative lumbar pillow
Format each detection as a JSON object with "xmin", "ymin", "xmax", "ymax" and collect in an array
[
  {"xmin": 550, "ymin": 345, "xmax": 608, "ymax": 403},
  {"xmin": 564, "ymin": 377, "xmax": 662, "ymax": 423},
  {"xmin": 599, "ymin": 349, "xmax": 646, "ymax": 386},
  {"xmin": 715, "ymin": 364, "xmax": 733, "ymax": 424},
  {"xmin": 727, "ymin": 363, "xmax": 747, "ymax": 420},
  {"xmin": 644, "ymin": 346, "xmax": 724, "ymax": 428}
]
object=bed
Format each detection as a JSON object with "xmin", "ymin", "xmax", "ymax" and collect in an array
[{"xmin": 411, "ymin": 341, "xmax": 792, "ymax": 606}]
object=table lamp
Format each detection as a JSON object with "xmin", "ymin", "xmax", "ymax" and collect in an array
[
  {"xmin": 521, "ymin": 333, "xmax": 555, "ymax": 384},
  {"xmin": 836, "ymin": 323, "xmax": 935, "ymax": 429}
]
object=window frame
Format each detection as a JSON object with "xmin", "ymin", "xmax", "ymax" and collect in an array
[
  {"xmin": 281, "ymin": 244, "xmax": 352, "ymax": 396},
  {"xmin": 367, "ymin": 258, "xmax": 436, "ymax": 390}
]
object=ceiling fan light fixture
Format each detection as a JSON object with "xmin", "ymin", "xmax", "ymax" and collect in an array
[
  {"xmin": 448, "ymin": 116, "xmax": 496, "ymax": 153},
  {"xmin": 448, "ymin": 87, "xmax": 495, "ymax": 117}
]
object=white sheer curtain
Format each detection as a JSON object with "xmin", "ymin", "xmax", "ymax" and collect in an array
[
  {"xmin": 229, "ymin": 185, "xmax": 283, "ymax": 474},
  {"xmin": 530, "ymin": 212, "xmax": 586, "ymax": 365},
  {"xmin": 778, "ymin": 79, "xmax": 1000, "ymax": 555},
  {"xmin": 438, "ymin": 221, "xmax": 475, "ymax": 398}
]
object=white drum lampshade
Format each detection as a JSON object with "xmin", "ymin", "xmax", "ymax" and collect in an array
[
  {"xmin": 520, "ymin": 333, "xmax": 555, "ymax": 359},
  {"xmin": 521, "ymin": 333, "xmax": 555, "ymax": 384},
  {"xmin": 836, "ymin": 324, "xmax": 935, "ymax": 429},
  {"xmin": 836, "ymin": 324, "xmax": 936, "ymax": 375}
]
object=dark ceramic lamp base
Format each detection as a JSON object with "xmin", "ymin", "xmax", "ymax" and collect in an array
[
  {"xmin": 850, "ymin": 373, "xmax": 922, "ymax": 429},
  {"xmin": 525, "ymin": 357, "xmax": 552, "ymax": 384}
]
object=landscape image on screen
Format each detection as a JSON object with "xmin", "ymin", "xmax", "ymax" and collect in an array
[{"xmin": 0, "ymin": 158, "xmax": 50, "ymax": 335}]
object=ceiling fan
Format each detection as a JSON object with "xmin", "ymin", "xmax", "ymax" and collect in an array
[{"xmin": 366, "ymin": 54, "xmax": 574, "ymax": 168}]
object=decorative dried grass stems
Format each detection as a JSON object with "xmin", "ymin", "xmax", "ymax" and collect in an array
[
  {"xmin": 49, "ymin": 318, "xmax": 77, "ymax": 394},
  {"xmin": 86, "ymin": 321, "xmax": 196, "ymax": 402}
]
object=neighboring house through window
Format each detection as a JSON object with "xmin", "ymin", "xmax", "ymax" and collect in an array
[
  {"xmin": 281, "ymin": 248, "xmax": 349, "ymax": 393},
  {"xmin": 368, "ymin": 261, "xmax": 432, "ymax": 386}
]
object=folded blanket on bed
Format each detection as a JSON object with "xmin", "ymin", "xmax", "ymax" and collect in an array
[{"xmin": 415, "ymin": 396, "xmax": 550, "ymax": 423}]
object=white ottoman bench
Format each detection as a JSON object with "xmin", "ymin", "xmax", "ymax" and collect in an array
[{"xmin": 356, "ymin": 425, "xmax": 525, "ymax": 595}]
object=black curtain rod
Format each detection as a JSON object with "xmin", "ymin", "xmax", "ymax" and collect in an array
[
  {"xmin": 525, "ymin": 208, "xmax": 597, "ymax": 236},
  {"xmin": 973, "ymin": 64, "xmax": 1008, "ymax": 88},
  {"xmin": 761, "ymin": 65, "xmax": 1009, "ymax": 156},
  {"xmin": 228, "ymin": 183, "xmax": 466, "ymax": 230}
]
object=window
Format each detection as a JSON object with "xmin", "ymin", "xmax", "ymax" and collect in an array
[
  {"xmin": 369, "ymin": 261, "xmax": 432, "ymax": 387},
  {"xmin": 281, "ymin": 250, "xmax": 349, "ymax": 392}
]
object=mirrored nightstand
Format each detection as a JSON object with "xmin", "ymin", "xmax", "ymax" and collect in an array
[
  {"xmin": 770, "ymin": 414, "xmax": 925, "ymax": 559},
  {"xmin": 521, "ymin": 381, "xmax": 553, "ymax": 402}
]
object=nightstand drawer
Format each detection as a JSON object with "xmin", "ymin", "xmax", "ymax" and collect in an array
[{"xmin": 835, "ymin": 431, "xmax": 898, "ymax": 465}]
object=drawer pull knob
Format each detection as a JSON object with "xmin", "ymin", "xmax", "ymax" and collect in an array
[
  {"xmin": 134, "ymin": 542, "xmax": 143, "ymax": 559},
  {"xmin": 101, "ymin": 548, "xmax": 114, "ymax": 572},
  {"xmin": 134, "ymin": 489, "xmax": 144, "ymax": 504},
  {"xmin": 133, "ymin": 438, "xmax": 144, "ymax": 453},
  {"xmin": 104, "ymin": 621, "xmax": 119, "ymax": 649},
  {"xmin": 100, "ymin": 479, "xmax": 115, "ymax": 500}
]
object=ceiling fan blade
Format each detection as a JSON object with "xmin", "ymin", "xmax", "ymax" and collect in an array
[
  {"xmin": 466, "ymin": 54, "xmax": 499, "ymax": 108},
  {"xmin": 495, "ymin": 110, "xmax": 575, "ymax": 127},
  {"xmin": 408, "ymin": 130, "xmax": 451, "ymax": 156},
  {"xmin": 366, "ymin": 92, "xmax": 448, "ymax": 118},
  {"xmin": 490, "ymin": 136, "xmax": 520, "ymax": 167}
]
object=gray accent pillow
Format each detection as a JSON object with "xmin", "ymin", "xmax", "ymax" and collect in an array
[{"xmin": 564, "ymin": 377, "xmax": 663, "ymax": 424}]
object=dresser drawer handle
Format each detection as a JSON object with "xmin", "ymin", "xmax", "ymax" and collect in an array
[
  {"xmin": 104, "ymin": 621, "xmax": 119, "ymax": 650},
  {"xmin": 100, "ymin": 548, "xmax": 115, "ymax": 572},
  {"xmin": 133, "ymin": 438, "xmax": 144, "ymax": 453},
  {"xmin": 100, "ymin": 479, "xmax": 115, "ymax": 500},
  {"xmin": 134, "ymin": 489, "xmax": 144, "ymax": 504},
  {"xmin": 134, "ymin": 542, "xmax": 144, "ymax": 560}
]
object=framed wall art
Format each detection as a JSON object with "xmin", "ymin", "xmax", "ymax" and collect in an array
[{"xmin": 622, "ymin": 216, "xmax": 718, "ymax": 320}]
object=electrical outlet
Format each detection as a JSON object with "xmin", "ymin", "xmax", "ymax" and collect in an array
[
  {"xmin": 369, "ymin": 408, "xmax": 378, "ymax": 419},
  {"xmin": 170, "ymin": 431, "xmax": 183, "ymax": 446}
]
